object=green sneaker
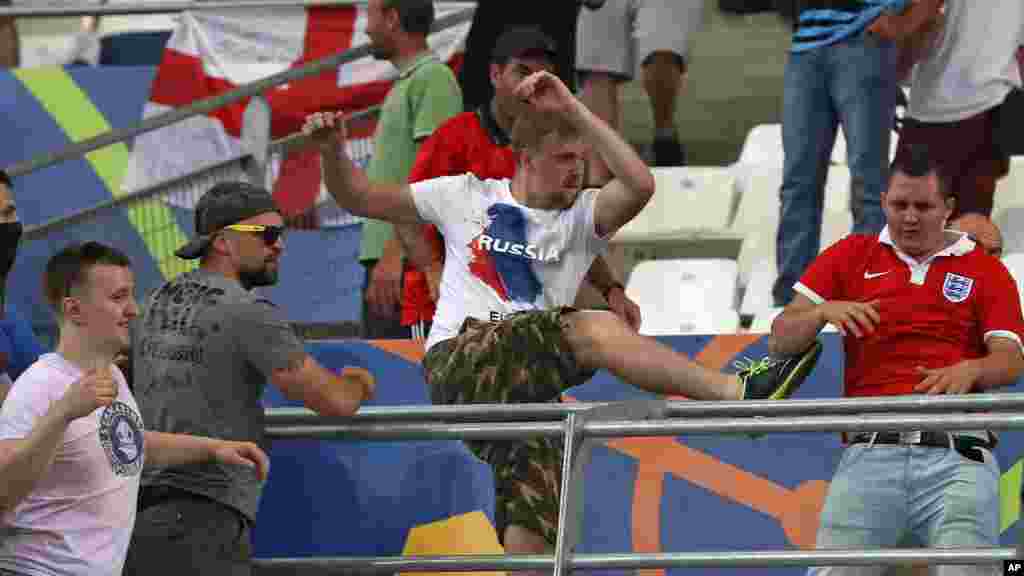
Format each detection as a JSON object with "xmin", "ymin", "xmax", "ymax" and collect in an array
[{"xmin": 736, "ymin": 340, "xmax": 823, "ymax": 400}]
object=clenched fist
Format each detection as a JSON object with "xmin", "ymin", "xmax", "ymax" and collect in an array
[
  {"xmin": 60, "ymin": 364, "xmax": 117, "ymax": 421},
  {"xmin": 302, "ymin": 111, "xmax": 347, "ymax": 150},
  {"xmin": 342, "ymin": 366, "xmax": 376, "ymax": 402}
]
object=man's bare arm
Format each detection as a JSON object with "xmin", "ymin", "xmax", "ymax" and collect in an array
[
  {"xmin": 562, "ymin": 100, "xmax": 655, "ymax": 238},
  {"xmin": 970, "ymin": 338, "xmax": 1024, "ymax": 391},
  {"xmin": 0, "ymin": 404, "xmax": 71, "ymax": 513},
  {"xmin": 769, "ymin": 294, "xmax": 830, "ymax": 356},
  {"xmin": 305, "ymin": 112, "xmax": 423, "ymax": 225},
  {"xmin": 270, "ymin": 354, "xmax": 374, "ymax": 417}
]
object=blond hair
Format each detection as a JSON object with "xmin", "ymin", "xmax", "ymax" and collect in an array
[{"xmin": 509, "ymin": 107, "xmax": 580, "ymax": 156}]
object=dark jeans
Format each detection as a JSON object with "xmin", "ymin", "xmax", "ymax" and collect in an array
[{"xmin": 123, "ymin": 488, "xmax": 252, "ymax": 576}]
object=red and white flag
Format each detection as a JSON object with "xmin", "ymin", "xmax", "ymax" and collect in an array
[{"xmin": 123, "ymin": 2, "xmax": 471, "ymax": 225}]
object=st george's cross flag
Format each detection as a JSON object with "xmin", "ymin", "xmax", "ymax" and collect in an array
[{"xmin": 122, "ymin": 3, "xmax": 472, "ymax": 225}]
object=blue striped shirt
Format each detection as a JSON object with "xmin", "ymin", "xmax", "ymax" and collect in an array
[{"xmin": 791, "ymin": 0, "xmax": 910, "ymax": 52}]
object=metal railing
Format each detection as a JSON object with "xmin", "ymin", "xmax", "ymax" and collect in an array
[
  {"xmin": 254, "ymin": 393, "xmax": 1023, "ymax": 572},
  {"xmin": 6, "ymin": 0, "xmax": 1019, "ymax": 571},
  {"xmin": 4, "ymin": 6, "xmax": 475, "ymax": 179},
  {"xmin": 12, "ymin": 4, "xmax": 470, "ymax": 274},
  {"xmin": 0, "ymin": 0, "xmax": 372, "ymax": 18}
]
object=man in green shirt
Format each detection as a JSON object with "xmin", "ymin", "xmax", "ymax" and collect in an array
[{"xmin": 359, "ymin": 0, "xmax": 463, "ymax": 338}]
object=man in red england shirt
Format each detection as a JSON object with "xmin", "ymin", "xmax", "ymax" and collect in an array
[
  {"xmin": 769, "ymin": 143, "xmax": 1024, "ymax": 575},
  {"xmin": 395, "ymin": 27, "xmax": 641, "ymax": 340}
]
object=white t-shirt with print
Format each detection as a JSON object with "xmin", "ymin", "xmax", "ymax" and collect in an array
[
  {"xmin": 0, "ymin": 353, "xmax": 145, "ymax": 576},
  {"xmin": 412, "ymin": 174, "xmax": 609, "ymax": 351}
]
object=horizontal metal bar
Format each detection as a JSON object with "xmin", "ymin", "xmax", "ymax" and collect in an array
[
  {"xmin": 264, "ymin": 392, "xmax": 1024, "ymax": 425},
  {"xmin": 588, "ymin": 412, "xmax": 1024, "ymax": 437},
  {"xmin": 266, "ymin": 420, "xmax": 565, "ymax": 440},
  {"xmin": 251, "ymin": 548, "xmax": 1015, "ymax": 572},
  {"xmin": 265, "ymin": 412, "xmax": 1024, "ymax": 441},
  {"xmin": 4, "ymin": 7, "xmax": 473, "ymax": 179},
  {"xmin": 0, "ymin": 0, "xmax": 372, "ymax": 18},
  {"xmin": 19, "ymin": 104, "xmax": 379, "ymax": 241},
  {"xmin": 22, "ymin": 154, "xmax": 248, "ymax": 241}
]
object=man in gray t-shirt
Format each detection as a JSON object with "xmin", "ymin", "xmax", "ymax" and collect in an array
[{"xmin": 123, "ymin": 181, "xmax": 375, "ymax": 576}]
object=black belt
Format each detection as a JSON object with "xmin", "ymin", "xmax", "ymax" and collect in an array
[{"xmin": 848, "ymin": 432, "xmax": 995, "ymax": 464}]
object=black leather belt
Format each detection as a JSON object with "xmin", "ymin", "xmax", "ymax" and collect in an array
[{"xmin": 848, "ymin": 432, "xmax": 995, "ymax": 464}]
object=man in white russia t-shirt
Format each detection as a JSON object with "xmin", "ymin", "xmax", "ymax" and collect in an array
[
  {"xmin": 306, "ymin": 71, "xmax": 823, "ymax": 558},
  {"xmin": 0, "ymin": 242, "xmax": 270, "ymax": 576}
]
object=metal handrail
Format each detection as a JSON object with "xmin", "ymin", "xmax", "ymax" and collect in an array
[
  {"xmin": 255, "ymin": 401, "xmax": 1024, "ymax": 571},
  {"xmin": 20, "ymin": 105, "xmax": 380, "ymax": 241},
  {"xmin": 0, "ymin": 0, "xmax": 371, "ymax": 18},
  {"xmin": 264, "ymin": 392, "xmax": 1024, "ymax": 424},
  {"xmin": 266, "ymin": 412, "xmax": 1024, "ymax": 440},
  {"xmin": 3, "ymin": 6, "xmax": 475, "ymax": 179},
  {"xmin": 250, "ymin": 548, "xmax": 1017, "ymax": 572}
]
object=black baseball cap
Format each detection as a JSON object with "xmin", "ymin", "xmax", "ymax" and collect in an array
[
  {"xmin": 174, "ymin": 181, "xmax": 280, "ymax": 260},
  {"xmin": 490, "ymin": 27, "xmax": 558, "ymax": 65}
]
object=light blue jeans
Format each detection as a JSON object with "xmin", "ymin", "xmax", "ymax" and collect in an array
[
  {"xmin": 774, "ymin": 32, "xmax": 899, "ymax": 307},
  {"xmin": 809, "ymin": 441, "xmax": 1001, "ymax": 576}
]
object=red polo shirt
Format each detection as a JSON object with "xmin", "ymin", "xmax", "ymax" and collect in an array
[
  {"xmin": 794, "ymin": 228, "xmax": 1024, "ymax": 397},
  {"xmin": 401, "ymin": 109, "xmax": 518, "ymax": 326}
]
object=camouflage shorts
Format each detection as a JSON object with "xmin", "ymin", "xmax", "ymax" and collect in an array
[{"xmin": 422, "ymin": 308, "xmax": 595, "ymax": 545}]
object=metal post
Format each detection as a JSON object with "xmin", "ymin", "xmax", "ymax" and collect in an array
[
  {"xmin": 553, "ymin": 413, "xmax": 580, "ymax": 576},
  {"xmin": 241, "ymin": 95, "xmax": 271, "ymax": 187}
]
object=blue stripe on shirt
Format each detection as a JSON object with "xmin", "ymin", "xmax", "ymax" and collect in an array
[{"xmin": 791, "ymin": 0, "xmax": 909, "ymax": 53}]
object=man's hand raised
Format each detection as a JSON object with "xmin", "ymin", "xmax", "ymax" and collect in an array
[
  {"xmin": 302, "ymin": 111, "xmax": 347, "ymax": 151},
  {"xmin": 513, "ymin": 71, "xmax": 576, "ymax": 118},
  {"xmin": 59, "ymin": 364, "xmax": 117, "ymax": 422}
]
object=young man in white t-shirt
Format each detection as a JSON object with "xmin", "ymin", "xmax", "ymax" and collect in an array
[
  {"xmin": 0, "ymin": 242, "xmax": 270, "ymax": 576},
  {"xmin": 304, "ymin": 70, "xmax": 823, "ymax": 559}
]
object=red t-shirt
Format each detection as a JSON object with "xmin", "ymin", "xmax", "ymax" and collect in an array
[
  {"xmin": 794, "ymin": 229, "xmax": 1024, "ymax": 397},
  {"xmin": 401, "ymin": 110, "xmax": 518, "ymax": 326}
]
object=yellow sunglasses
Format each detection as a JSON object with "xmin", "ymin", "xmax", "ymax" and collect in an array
[{"xmin": 223, "ymin": 223, "xmax": 286, "ymax": 245}]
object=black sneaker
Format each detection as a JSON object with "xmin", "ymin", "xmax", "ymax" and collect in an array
[
  {"xmin": 652, "ymin": 137, "xmax": 686, "ymax": 167},
  {"xmin": 736, "ymin": 340, "xmax": 823, "ymax": 400}
]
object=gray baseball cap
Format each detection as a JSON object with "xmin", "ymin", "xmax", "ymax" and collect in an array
[{"xmin": 174, "ymin": 181, "xmax": 280, "ymax": 260}]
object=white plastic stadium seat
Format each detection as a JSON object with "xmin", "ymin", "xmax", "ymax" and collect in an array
[
  {"xmin": 738, "ymin": 124, "xmax": 784, "ymax": 168},
  {"xmin": 1002, "ymin": 253, "xmax": 1024, "ymax": 312},
  {"xmin": 739, "ymin": 258, "xmax": 777, "ymax": 317},
  {"xmin": 995, "ymin": 205, "xmax": 1024, "ymax": 256},
  {"xmin": 993, "ymin": 156, "xmax": 1024, "ymax": 219},
  {"xmin": 640, "ymin": 308, "xmax": 742, "ymax": 336},
  {"xmin": 614, "ymin": 166, "xmax": 738, "ymax": 241},
  {"xmin": 625, "ymin": 259, "xmax": 740, "ymax": 335}
]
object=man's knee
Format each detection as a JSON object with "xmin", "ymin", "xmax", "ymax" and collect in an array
[
  {"xmin": 561, "ymin": 309, "xmax": 630, "ymax": 369},
  {"xmin": 503, "ymin": 524, "xmax": 552, "ymax": 555}
]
